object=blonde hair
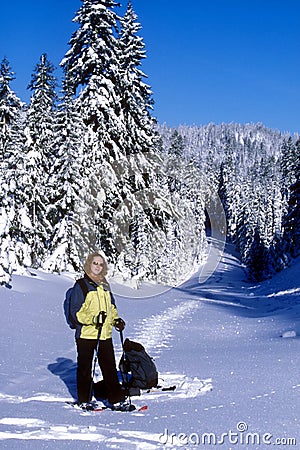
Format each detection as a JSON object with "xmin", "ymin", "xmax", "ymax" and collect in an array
[{"xmin": 83, "ymin": 252, "xmax": 108, "ymax": 279}]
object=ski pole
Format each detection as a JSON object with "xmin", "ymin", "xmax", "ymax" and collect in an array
[
  {"xmin": 120, "ymin": 328, "xmax": 125, "ymax": 348},
  {"xmin": 119, "ymin": 329, "xmax": 132, "ymax": 405},
  {"xmin": 89, "ymin": 311, "xmax": 107, "ymax": 402}
]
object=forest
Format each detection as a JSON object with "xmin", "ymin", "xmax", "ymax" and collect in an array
[{"xmin": 0, "ymin": 0, "xmax": 299, "ymax": 287}]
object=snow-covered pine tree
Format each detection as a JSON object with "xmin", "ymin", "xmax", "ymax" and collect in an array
[
  {"xmin": 280, "ymin": 136, "xmax": 298, "ymax": 202},
  {"xmin": 0, "ymin": 58, "xmax": 25, "ymax": 156},
  {"xmin": 60, "ymin": 0, "xmax": 195, "ymax": 284},
  {"xmin": 247, "ymin": 225, "xmax": 269, "ymax": 281},
  {"xmin": 168, "ymin": 130, "xmax": 185, "ymax": 157},
  {"xmin": 0, "ymin": 180, "xmax": 13, "ymax": 286},
  {"xmin": 218, "ymin": 156, "xmax": 237, "ymax": 239},
  {"xmin": 282, "ymin": 141, "xmax": 300, "ymax": 259},
  {"xmin": 286, "ymin": 180, "xmax": 300, "ymax": 259},
  {"xmin": 114, "ymin": 2, "xmax": 174, "ymax": 281},
  {"xmin": 24, "ymin": 53, "xmax": 57, "ymax": 267},
  {"xmin": 61, "ymin": 0, "xmax": 121, "ymax": 136},
  {"xmin": 0, "ymin": 58, "xmax": 28, "ymax": 285},
  {"xmin": 235, "ymin": 190, "xmax": 255, "ymax": 261},
  {"xmin": 160, "ymin": 132, "xmax": 208, "ymax": 284},
  {"xmin": 234, "ymin": 156, "xmax": 277, "ymax": 275},
  {"xmin": 42, "ymin": 75, "xmax": 85, "ymax": 272},
  {"xmin": 118, "ymin": 2, "xmax": 157, "ymax": 155},
  {"xmin": 60, "ymin": 0, "xmax": 127, "ymax": 264}
]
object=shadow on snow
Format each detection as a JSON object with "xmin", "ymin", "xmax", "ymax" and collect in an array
[{"xmin": 47, "ymin": 358, "xmax": 77, "ymax": 399}]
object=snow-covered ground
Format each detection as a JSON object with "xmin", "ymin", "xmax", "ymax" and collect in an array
[{"xmin": 0, "ymin": 241, "xmax": 299, "ymax": 449}]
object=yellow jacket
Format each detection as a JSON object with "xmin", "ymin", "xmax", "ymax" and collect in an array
[{"xmin": 70, "ymin": 276, "xmax": 119, "ymax": 340}]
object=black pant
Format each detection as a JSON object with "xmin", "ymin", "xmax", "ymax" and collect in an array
[{"xmin": 76, "ymin": 338, "xmax": 125, "ymax": 404}]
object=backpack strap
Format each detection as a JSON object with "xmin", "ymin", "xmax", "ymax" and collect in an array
[{"xmin": 76, "ymin": 277, "xmax": 89, "ymax": 298}]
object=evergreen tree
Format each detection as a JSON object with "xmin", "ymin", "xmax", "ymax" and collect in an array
[
  {"xmin": 282, "ymin": 151, "xmax": 300, "ymax": 259},
  {"xmin": 0, "ymin": 58, "xmax": 27, "ymax": 284},
  {"xmin": 267, "ymin": 231, "xmax": 286, "ymax": 275},
  {"xmin": 61, "ymin": 0, "xmax": 121, "ymax": 138},
  {"xmin": 118, "ymin": 2, "xmax": 157, "ymax": 155},
  {"xmin": 42, "ymin": 75, "xmax": 85, "ymax": 272},
  {"xmin": 247, "ymin": 226, "xmax": 269, "ymax": 281},
  {"xmin": 0, "ymin": 181, "xmax": 13, "ymax": 287},
  {"xmin": 280, "ymin": 136, "xmax": 297, "ymax": 207},
  {"xmin": 114, "ymin": 2, "xmax": 172, "ymax": 279},
  {"xmin": 27, "ymin": 53, "xmax": 57, "ymax": 169},
  {"xmin": 0, "ymin": 57, "xmax": 25, "ymax": 157},
  {"xmin": 60, "ymin": 0, "xmax": 187, "ymax": 284},
  {"xmin": 61, "ymin": 0, "xmax": 125, "ymax": 262},
  {"xmin": 218, "ymin": 154, "xmax": 238, "ymax": 239},
  {"xmin": 161, "ymin": 145, "xmax": 207, "ymax": 284},
  {"xmin": 280, "ymin": 137, "xmax": 297, "ymax": 182},
  {"xmin": 169, "ymin": 130, "xmax": 185, "ymax": 157},
  {"xmin": 24, "ymin": 53, "xmax": 57, "ymax": 267}
]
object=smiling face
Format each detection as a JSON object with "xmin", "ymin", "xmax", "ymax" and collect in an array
[
  {"xmin": 83, "ymin": 253, "xmax": 108, "ymax": 281},
  {"xmin": 90, "ymin": 256, "xmax": 104, "ymax": 278}
]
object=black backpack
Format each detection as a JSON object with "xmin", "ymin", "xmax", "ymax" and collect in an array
[
  {"xmin": 119, "ymin": 338, "xmax": 158, "ymax": 392},
  {"xmin": 63, "ymin": 278, "xmax": 88, "ymax": 329}
]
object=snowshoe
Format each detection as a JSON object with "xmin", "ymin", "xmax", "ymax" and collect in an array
[
  {"xmin": 112, "ymin": 401, "xmax": 136, "ymax": 412},
  {"xmin": 79, "ymin": 400, "xmax": 98, "ymax": 411},
  {"xmin": 102, "ymin": 399, "xmax": 136, "ymax": 412}
]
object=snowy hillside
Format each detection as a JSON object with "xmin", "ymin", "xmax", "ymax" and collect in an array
[{"xmin": 0, "ymin": 241, "xmax": 299, "ymax": 449}]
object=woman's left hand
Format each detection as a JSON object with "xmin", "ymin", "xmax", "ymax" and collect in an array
[{"xmin": 114, "ymin": 318, "xmax": 125, "ymax": 331}]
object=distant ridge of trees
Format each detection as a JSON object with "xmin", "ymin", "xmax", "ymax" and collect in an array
[{"xmin": 159, "ymin": 122, "xmax": 300, "ymax": 281}]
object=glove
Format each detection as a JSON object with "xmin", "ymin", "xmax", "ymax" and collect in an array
[
  {"xmin": 93, "ymin": 311, "xmax": 107, "ymax": 329},
  {"xmin": 114, "ymin": 318, "xmax": 125, "ymax": 332}
]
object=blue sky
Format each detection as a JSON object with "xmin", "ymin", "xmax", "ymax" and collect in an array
[{"xmin": 1, "ymin": 0, "xmax": 300, "ymax": 134}]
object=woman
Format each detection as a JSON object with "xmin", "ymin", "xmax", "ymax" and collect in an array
[{"xmin": 69, "ymin": 252, "xmax": 126, "ymax": 409}]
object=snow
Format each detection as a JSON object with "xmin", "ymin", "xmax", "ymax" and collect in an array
[
  {"xmin": 0, "ymin": 208, "xmax": 9, "ymax": 235},
  {"xmin": 0, "ymin": 240, "xmax": 299, "ymax": 449},
  {"xmin": 19, "ymin": 208, "xmax": 32, "ymax": 230}
]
